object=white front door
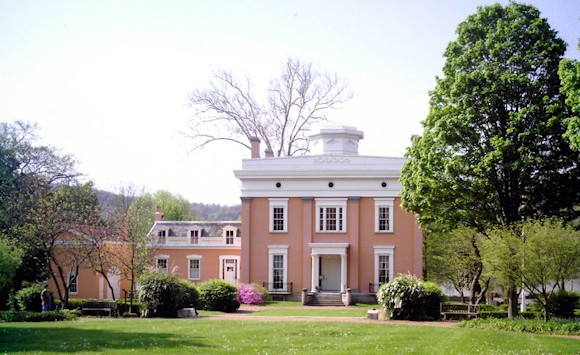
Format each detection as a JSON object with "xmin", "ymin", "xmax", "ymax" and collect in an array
[
  {"xmin": 222, "ymin": 258, "xmax": 238, "ymax": 284},
  {"xmin": 320, "ymin": 255, "xmax": 341, "ymax": 291}
]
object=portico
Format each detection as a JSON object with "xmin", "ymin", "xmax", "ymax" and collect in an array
[{"xmin": 309, "ymin": 243, "xmax": 349, "ymax": 293}]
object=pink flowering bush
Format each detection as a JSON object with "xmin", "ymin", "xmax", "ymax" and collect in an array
[{"xmin": 236, "ymin": 283, "xmax": 270, "ymax": 305}]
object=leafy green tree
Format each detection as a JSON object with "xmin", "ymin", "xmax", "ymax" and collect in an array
[
  {"xmin": 151, "ymin": 190, "xmax": 195, "ymax": 221},
  {"xmin": 425, "ymin": 228, "xmax": 489, "ymax": 304},
  {"xmin": 0, "ymin": 236, "xmax": 23, "ymax": 292},
  {"xmin": 559, "ymin": 38, "xmax": 580, "ymax": 151},
  {"xmin": 481, "ymin": 219, "xmax": 580, "ymax": 321},
  {"xmin": 401, "ymin": 3, "xmax": 580, "ymax": 318}
]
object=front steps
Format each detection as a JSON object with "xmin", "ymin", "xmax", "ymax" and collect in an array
[{"xmin": 306, "ymin": 292, "xmax": 344, "ymax": 306}]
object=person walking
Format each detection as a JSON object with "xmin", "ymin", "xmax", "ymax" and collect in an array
[{"xmin": 41, "ymin": 284, "xmax": 52, "ymax": 312}]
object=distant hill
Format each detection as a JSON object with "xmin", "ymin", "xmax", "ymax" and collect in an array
[
  {"xmin": 191, "ymin": 202, "xmax": 241, "ymax": 221},
  {"xmin": 94, "ymin": 189, "xmax": 241, "ymax": 221}
]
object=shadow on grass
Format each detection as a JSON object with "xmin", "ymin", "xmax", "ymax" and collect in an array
[{"xmin": 0, "ymin": 324, "xmax": 213, "ymax": 353}]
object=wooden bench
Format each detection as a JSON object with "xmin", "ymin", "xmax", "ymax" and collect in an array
[
  {"xmin": 440, "ymin": 303, "xmax": 479, "ymax": 320},
  {"xmin": 81, "ymin": 300, "xmax": 118, "ymax": 317}
]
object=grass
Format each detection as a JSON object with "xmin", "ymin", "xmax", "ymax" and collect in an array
[
  {"xmin": 1, "ymin": 317, "xmax": 578, "ymax": 354},
  {"xmin": 248, "ymin": 307, "xmax": 369, "ymax": 317}
]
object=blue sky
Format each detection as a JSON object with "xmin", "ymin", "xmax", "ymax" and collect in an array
[{"xmin": 1, "ymin": 0, "xmax": 578, "ymax": 205}]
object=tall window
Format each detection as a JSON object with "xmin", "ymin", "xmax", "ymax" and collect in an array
[
  {"xmin": 225, "ymin": 230, "xmax": 234, "ymax": 245},
  {"xmin": 375, "ymin": 198, "xmax": 394, "ymax": 233},
  {"xmin": 269, "ymin": 198, "xmax": 288, "ymax": 233},
  {"xmin": 272, "ymin": 255, "xmax": 284, "ymax": 289},
  {"xmin": 378, "ymin": 207, "xmax": 390, "ymax": 231},
  {"xmin": 268, "ymin": 245, "xmax": 288, "ymax": 292},
  {"xmin": 68, "ymin": 272, "xmax": 78, "ymax": 294},
  {"xmin": 190, "ymin": 230, "xmax": 199, "ymax": 245},
  {"xmin": 316, "ymin": 198, "xmax": 347, "ymax": 232},
  {"xmin": 378, "ymin": 255, "xmax": 389, "ymax": 284},
  {"xmin": 374, "ymin": 246, "xmax": 394, "ymax": 292},
  {"xmin": 156, "ymin": 257, "xmax": 168, "ymax": 273},
  {"xmin": 189, "ymin": 259, "xmax": 200, "ymax": 280}
]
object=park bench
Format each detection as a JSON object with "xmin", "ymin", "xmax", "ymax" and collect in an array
[
  {"xmin": 81, "ymin": 300, "xmax": 118, "ymax": 317},
  {"xmin": 440, "ymin": 303, "xmax": 479, "ymax": 320}
]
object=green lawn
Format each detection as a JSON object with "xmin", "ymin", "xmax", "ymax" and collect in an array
[
  {"xmin": 248, "ymin": 307, "xmax": 370, "ymax": 317},
  {"xmin": 1, "ymin": 318, "xmax": 578, "ymax": 354}
]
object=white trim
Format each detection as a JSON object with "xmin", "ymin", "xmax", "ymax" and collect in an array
[
  {"xmin": 269, "ymin": 198, "xmax": 288, "ymax": 233},
  {"xmin": 219, "ymin": 255, "xmax": 240, "ymax": 284},
  {"xmin": 189, "ymin": 229, "xmax": 201, "ymax": 244},
  {"xmin": 68, "ymin": 272, "xmax": 78, "ymax": 295},
  {"xmin": 374, "ymin": 245, "xmax": 395, "ymax": 291},
  {"xmin": 309, "ymin": 243, "xmax": 349, "ymax": 256},
  {"xmin": 315, "ymin": 198, "xmax": 347, "ymax": 233},
  {"xmin": 188, "ymin": 257, "xmax": 201, "ymax": 281},
  {"xmin": 374, "ymin": 198, "xmax": 394, "ymax": 233},
  {"xmin": 268, "ymin": 245, "xmax": 289, "ymax": 292},
  {"xmin": 155, "ymin": 254, "xmax": 169, "ymax": 273}
]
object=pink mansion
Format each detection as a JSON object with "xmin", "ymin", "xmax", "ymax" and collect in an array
[{"xmin": 234, "ymin": 125, "xmax": 422, "ymax": 303}]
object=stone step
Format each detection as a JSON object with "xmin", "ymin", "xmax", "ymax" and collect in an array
[{"xmin": 308, "ymin": 293, "xmax": 344, "ymax": 306}]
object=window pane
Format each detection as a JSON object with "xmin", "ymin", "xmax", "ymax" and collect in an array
[
  {"xmin": 69, "ymin": 273, "xmax": 78, "ymax": 293},
  {"xmin": 190, "ymin": 259, "xmax": 200, "ymax": 279},
  {"xmin": 378, "ymin": 207, "xmax": 390, "ymax": 231},
  {"xmin": 272, "ymin": 255, "xmax": 284, "ymax": 289},
  {"xmin": 273, "ymin": 207, "xmax": 285, "ymax": 231},
  {"xmin": 378, "ymin": 255, "xmax": 389, "ymax": 283}
]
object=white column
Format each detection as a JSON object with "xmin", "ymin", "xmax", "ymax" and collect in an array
[
  {"xmin": 340, "ymin": 253, "xmax": 347, "ymax": 293},
  {"xmin": 311, "ymin": 254, "xmax": 319, "ymax": 291}
]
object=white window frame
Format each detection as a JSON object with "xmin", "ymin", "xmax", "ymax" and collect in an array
[
  {"xmin": 157, "ymin": 229, "xmax": 167, "ymax": 244},
  {"xmin": 269, "ymin": 198, "xmax": 288, "ymax": 233},
  {"xmin": 68, "ymin": 272, "xmax": 78, "ymax": 294},
  {"xmin": 374, "ymin": 246, "xmax": 395, "ymax": 292},
  {"xmin": 190, "ymin": 229, "xmax": 200, "ymax": 245},
  {"xmin": 219, "ymin": 255, "xmax": 240, "ymax": 283},
  {"xmin": 187, "ymin": 254, "xmax": 202, "ymax": 281},
  {"xmin": 268, "ymin": 245, "xmax": 289, "ymax": 292},
  {"xmin": 374, "ymin": 198, "xmax": 394, "ymax": 233},
  {"xmin": 315, "ymin": 198, "xmax": 347, "ymax": 233},
  {"xmin": 155, "ymin": 254, "xmax": 169, "ymax": 274},
  {"xmin": 223, "ymin": 226, "xmax": 237, "ymax": 245}
]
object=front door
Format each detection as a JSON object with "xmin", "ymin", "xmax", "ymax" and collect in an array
[
  {"xmin": 222, "ymin": 258, "xmax": 238, "ymax": 284},
  {"xmin": 319, "ymin": 255, "xmax": 341, "ymax": 291}
]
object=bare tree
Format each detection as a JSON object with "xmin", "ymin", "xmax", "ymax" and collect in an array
[{"xmin": 186, "ymin": 57, "xmax": 353, "ymax": 157}]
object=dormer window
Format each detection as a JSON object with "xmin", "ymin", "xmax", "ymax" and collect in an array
[
  {"xmin": 225, "ymin": 230, "xmax": 234, "ymax": 245},
  {"xmin": 190, "ymin": 230, "xmax": 200, "ymax": 245},
  {"xmin": 157, "ymin": 230, "xmax": 167, "ymax": 244}
]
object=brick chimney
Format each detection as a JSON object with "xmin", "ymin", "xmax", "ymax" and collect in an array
[
  {"xmin": 250, "ymin": 137, "xmax": 260, "ymax": 159},
  {"xmin": 154, "ymin": 205, "xmax": 164, "ymax": 221},
  {"xmin": 264, "ymin": 148, "xmax": 274, "ymax": 158}
]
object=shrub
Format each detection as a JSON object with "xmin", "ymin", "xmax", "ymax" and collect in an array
[
  {"xmin": 198, "ymin": 279, "xmax": 239, "ymax": 312},
  {"xmin": 547, "ymin": 290, "xmax": 579, "ymax": 318},
  {"xmin": 0, "ymin": 310, "xmax": 79, "ymax": 322},
  {"xmin": 422, "ymin": 281, "xmax": 442, "ymax": 320},
  {"xmin": 178, "ymin": 279, "xmax": 200, "ymax": 309},
  {"xmin": 137, "ymin": 271, "xmax": 183, "ymax": 318},
  {"xmin": 376, "ymin": 274, "xmax": 424, "ymax": 320},
  {"xmin": 14, "ymin": 283, "xmax": 45, "ymax": 312},
  {"xmin": 237, "ymin": 283, "xmax": 269, "ymax": 305},
  {"xmin": 459, "ymin": 317, "xmax": 580, "ymax": 335},
  {"xmin": 65, "ymin": 298, "xmax": 84, "ymax": 310}
]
